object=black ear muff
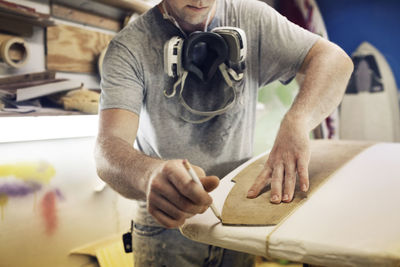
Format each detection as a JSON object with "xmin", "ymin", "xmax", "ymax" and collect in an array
[{"xmin": 183, "ymin": 32, "xmax": 228, "ymax": 82}]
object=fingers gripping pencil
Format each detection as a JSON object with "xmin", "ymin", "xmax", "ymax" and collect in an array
[{"xmin": 182, "ymin": 159, "xmax": 221, "ymax": 221}]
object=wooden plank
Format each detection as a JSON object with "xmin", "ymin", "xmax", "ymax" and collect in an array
[
  {"xmin": 0, "ymin": 0, "xmax": 39, "ymax": 19},
  {"xmin": 0, "ymin": 71, "xmax": 56, "ymax": 85},
  {"xmin": 0, "ymin": 0, "xmax": 53, "ymax": 24},
  {"xmin": 46, "ymin": 24, "xmax": 114, "ymax": 73},
  {"xmin": 0, "ymin": 10, "xmax": 55, "ymax": 27},
  {"xmin": 0, "ymin": 16, "xmax": 33, "ymax": 36},
  {"xmin": 51, "ymin": 4, "xmax": 121, "ymax": 32},
  {"xmin": 0, "ymin": 79, "xmax": 67, "ymax": 90},
  {"xmin": 52, "ymin": 0, "xmax": 126, "ymax": 21},
  {"xmin": 92, "ymin": 0, "xmax": 152, "ymax": 14}
]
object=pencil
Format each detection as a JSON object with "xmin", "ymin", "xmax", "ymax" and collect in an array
[{"xmin": 182, "ymin": 159, "xmax": 222, "ymax": 221}]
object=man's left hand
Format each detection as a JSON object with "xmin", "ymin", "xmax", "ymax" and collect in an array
[{"xmin": 247, "ymin": 116, "xmax": 310, "ymax": 203}]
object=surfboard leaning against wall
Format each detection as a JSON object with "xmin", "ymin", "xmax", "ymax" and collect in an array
[{"xmin": 340, "ymin": 42, "xmax": 400, "ymax": 142}]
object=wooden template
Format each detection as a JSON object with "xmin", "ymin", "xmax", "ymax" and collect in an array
[
  {"xmin": 46, "ymin": 24, "xmax": 114, "ymax": 73},
  {"xmin": 221, "ymin": 140, "xmax": 374, "ymax": 226}
]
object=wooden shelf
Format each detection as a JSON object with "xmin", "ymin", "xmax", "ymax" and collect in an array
[
  {"xmin": 0, "ymin": 1, "xmax": 55, "ymax": 28},
  {"xmin": 51, "ymin": 0, "xmax": 127, "ymax": 23},
  {"xmin": 92, "ymin": 0, "xmax": 153, "ymax": 14}
]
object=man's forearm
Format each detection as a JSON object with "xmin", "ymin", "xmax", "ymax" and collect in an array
[
  {"xmin": 285, "ymin": 39, "xmax": 354, "ymax": 131},
  {"xmin": 94, "ymin": 135, "xmax": 163, "ymax": 200}
]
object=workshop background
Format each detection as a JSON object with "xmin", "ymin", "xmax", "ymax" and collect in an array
[{"xmin": 0, "ymin": 0, "xmax": 399, "ymax": 267}]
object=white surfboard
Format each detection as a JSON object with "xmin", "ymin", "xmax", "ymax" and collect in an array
[{"xmin": 340, "ymin": 42, "xmax": 400, "ymax": 142}]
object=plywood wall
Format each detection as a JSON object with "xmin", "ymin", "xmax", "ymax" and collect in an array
[{"xmin": 46, "ymin": 24, "xmax": 114, "ymax": 73}]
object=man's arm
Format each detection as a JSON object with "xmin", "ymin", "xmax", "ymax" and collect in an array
[
  {"xmin": 247, "ymin": 38, "xmax": 354, "ymax": 203},
  {"xmin": 94, "ymin": 109, "xmax": 219, "ymax": 227}
]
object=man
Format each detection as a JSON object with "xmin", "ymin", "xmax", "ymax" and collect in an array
[{"xmin": 94, "ymin": 0, "xmax": 353, "ymax": 266}]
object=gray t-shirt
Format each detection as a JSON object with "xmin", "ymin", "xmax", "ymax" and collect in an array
[{"xmin": 100, "ymin": 0, "xmax": 319, "ymax": 226}]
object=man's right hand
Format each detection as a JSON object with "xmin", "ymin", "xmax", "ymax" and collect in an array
[{"xmin": 146, "ymin": 160, "xmax": 219, "ymax": 228}]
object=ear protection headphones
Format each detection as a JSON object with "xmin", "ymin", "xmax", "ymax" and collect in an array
[
  {"xmin": 183, "ymin": 31, "xmax": 228, "ymax": 82},
  {"xmin": 212, "ymin": 26, "xmax": 246, "ymax": 73},
  {"xmin": 163, "ymin": 27, "xmax": 247, "ymax": 123},
  {"xmin": 164, "ymin": 27, "xmax": 246, "ymax": 81},
  {"xmin": 164, "ymin": 36, "xmax": 183, "ymax": 78}
]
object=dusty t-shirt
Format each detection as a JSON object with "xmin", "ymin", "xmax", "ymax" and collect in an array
[{"xmin": 100, "ymin": 0, "xmax": 319, "ymax": 226}]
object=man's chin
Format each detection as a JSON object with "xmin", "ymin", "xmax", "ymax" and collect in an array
[{"xmin": 182, "ymin": 16, "xmax": 209, "ymax": 28}]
